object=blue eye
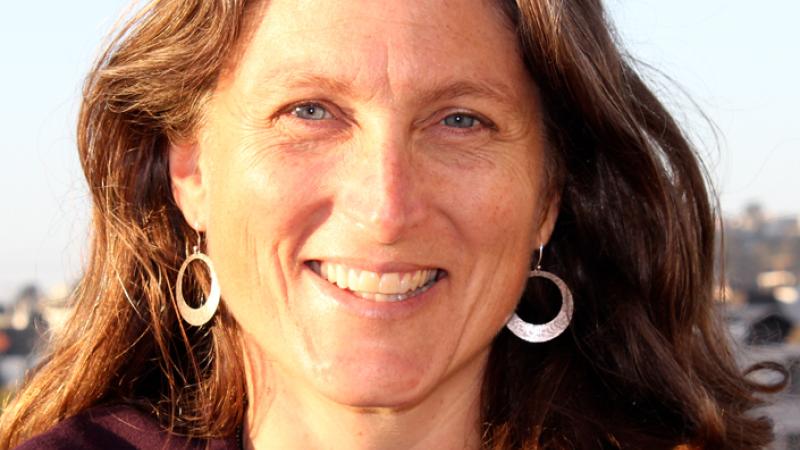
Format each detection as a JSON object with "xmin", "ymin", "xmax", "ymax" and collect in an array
[
  {"xmin": 293, "ymin": 103, "xmax": 332, "ymax": 120},
  {"xmin": 442, "ymin": 113, "xmax": 480, "ymax": 128}
]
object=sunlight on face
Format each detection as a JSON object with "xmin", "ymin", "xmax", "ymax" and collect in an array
[{"xmin": 197, "ymin": 0, "xmax": 553, "ymax": 409}]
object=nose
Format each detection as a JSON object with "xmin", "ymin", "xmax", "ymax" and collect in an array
[{"xmin": 338, "ymin": 124, "xmax": 426, "ymax": 244}]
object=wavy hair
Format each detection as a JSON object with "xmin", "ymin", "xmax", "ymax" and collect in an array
[{"xmin": 0, "ymin": 0, "xmax": 783, "ymax": 448}]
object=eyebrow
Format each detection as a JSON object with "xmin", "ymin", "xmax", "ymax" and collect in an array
[
  {"xmin": 265, "ymin": 70, "xmax": 520, "ymax": 111},
  {"xmin": 416, "ymin": 79, "xmax": 518, "ymax": 111}
]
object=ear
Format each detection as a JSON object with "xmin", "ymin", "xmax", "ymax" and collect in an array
[{"xmin": 169, "ymin": 139, "xmax": 208, "ymax": 231}]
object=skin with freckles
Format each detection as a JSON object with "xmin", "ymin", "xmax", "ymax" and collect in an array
[{"xmin": 170, "ymin": 0, "xmax": 557, "ymax": 448}]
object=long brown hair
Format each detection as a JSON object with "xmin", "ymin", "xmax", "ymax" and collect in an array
[{"xmin": 0, "ymin": 1, "xmax": 783, "ymax": 448}]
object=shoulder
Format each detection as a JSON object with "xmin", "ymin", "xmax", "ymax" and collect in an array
[{"xmin": 15, "ymin": 405, "xmax": 237, "ymax": 450}]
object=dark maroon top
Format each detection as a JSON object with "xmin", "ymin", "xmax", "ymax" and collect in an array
[{"xmin": 15, "ymin": 405, "xmax": 238, "ymax": 450}]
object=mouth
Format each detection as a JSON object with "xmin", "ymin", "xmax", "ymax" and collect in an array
[{"xmin": 306, "ymin": 260, "xmax": 447, "ymax": 302}]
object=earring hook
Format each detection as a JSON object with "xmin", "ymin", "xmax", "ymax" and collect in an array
[
  {"xmin": 535, "ymin": 244, "xmax": 544, "ymax": 270},
  {"xmin": 193, "ymin": 222, "xmax": 202, "ymax": 255}
]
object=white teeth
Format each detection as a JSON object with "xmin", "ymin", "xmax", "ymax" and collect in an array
[
  {"xmin": 378, "ymin": 272, "xmax": 401, "ymax": 294},
  {"xmin": 315, "ymin": 262, "xmax": 438, "ymax": 297},
  {"xmin": 336, "ymin": 264, "xmax": 347, "ymax": 289},
  {"xmin": 326, "ymin": 262, "xmax": 335, "ymax": 282},
  {"xmin": 359, "ymin": 270, "xmax": 380, "ymax": 292},
  {"xmin": 348, "ymin": 269, "xmax": 360, "ymax": 290},
  {"xmin": 350, "ymin": 282, "xmax": 436, "ymax": 302},
  {"xmin": 399, "ymin": 272, "xmax": 412, "ymax": 293},
  {"xmin": 412, "ymin": 270, "xmax": 422, "ymax": 289}
]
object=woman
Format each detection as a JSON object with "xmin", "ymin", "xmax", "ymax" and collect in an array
[{"xmin": 0, "ymin": 0, "xmax": 783, "ymax": 448}]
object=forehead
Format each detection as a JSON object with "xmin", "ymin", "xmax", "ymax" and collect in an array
[{"xmin": 224, "ymin": 0, "xmax": 530, "ymax": 104}]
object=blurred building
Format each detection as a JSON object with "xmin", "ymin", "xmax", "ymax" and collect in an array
[
  {"xmin": 722, "ymin": 204, "xmax": 800, "ymax": 449},
  {"xmin": 0, "ymin": 283, "xmax": 71, "ymax": 390}
]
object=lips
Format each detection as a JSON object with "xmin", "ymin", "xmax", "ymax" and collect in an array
[{"xmin": 307, "ymin": 261, "xmax": 445, "ymax": 302}]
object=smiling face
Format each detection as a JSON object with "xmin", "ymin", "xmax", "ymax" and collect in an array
[{"xmin": 171, "ymin": 0, "xmax": 556, "ymax": 410}]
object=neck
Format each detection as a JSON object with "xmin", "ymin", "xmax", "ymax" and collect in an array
[{"xmin": 241, "ymin": 338, "xmax": 486, "ymax": 450}]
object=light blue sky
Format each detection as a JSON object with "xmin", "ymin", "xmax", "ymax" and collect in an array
[
  {"xmin": 608, "ymin": 0, "xmax": 799, "ymax": 215},
  {"xmin": 1, "ymin": 1, "xmax": 798, "ymax": 301}
]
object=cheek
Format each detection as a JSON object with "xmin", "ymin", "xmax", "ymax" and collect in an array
[
  {"xmin": 202, "ymin": 134, "xmax": 328, "ymax": 325},
  {"xmin": 430, "ymin": 151, "xmax": 544, "ymax": 333},
  {"xmin": 445, "ymin": 155, "xmax": 542, "ymax": 252}
]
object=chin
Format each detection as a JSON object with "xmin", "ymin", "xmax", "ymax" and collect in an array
[
  {"xmin": 316, "ymin": 376, "xmax": 432, "ymax": 411},
  {"xmin": 304, "ymin": 347, "xmax": 441, "ymax": 410}
]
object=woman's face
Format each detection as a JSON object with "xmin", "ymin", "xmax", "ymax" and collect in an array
[{"xmin": 173, "ymin": 0, "xmax": 555, "ymax": 408}]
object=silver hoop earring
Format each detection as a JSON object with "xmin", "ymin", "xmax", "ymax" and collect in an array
[
  {"xmin": 506, "ymin": 245, "xmax": 573, "ymax": 343},
  {"xmin": 176, "ymin": 227, "xmax": 220, "ymax": 327}
]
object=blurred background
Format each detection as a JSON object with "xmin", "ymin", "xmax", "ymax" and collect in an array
[{"xmin": 1, "ymin": 0, "xmax": 798, "ymax": 447}]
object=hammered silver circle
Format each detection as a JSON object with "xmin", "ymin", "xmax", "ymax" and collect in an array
[
  {"xmin": 506, "ymin": 269, "xmax": 573, "ymax": 343},
  {"xmin": 176, "ymin": 253, "xmax": 220, "ymax": 327}
]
